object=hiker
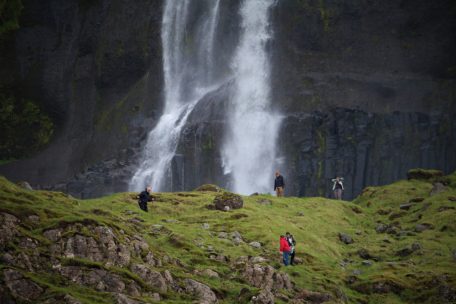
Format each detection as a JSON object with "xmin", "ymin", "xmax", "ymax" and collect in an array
[
  {"xmin": 274, "ymin": 171, "xmax": 285, "ymax": 197},
  {"xmin": 332, "ymin": 177, "xmax": 344, "ymax": 200},
  {"xmin": 279, "ymin": 235, "xmax": 291, "ymax": 266},
  {"xmin": 138, "ymin": 186, "xmax": 153, "ymax": 212},
  {"xmin": 286, "ymin": 232, "xmax": 296, "ymax": 266}
]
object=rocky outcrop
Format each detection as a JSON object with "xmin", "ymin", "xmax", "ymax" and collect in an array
[
  {"xmin": 3, "ymin": 269, "xmax": 44, "ymax": 301},
  {"xmin": 242, "ymin": 264, "xmax": 293, "ymax": 292},
  {"xmin": 184, "ymin": 279, "xmax": 218, "ymax": 304}
]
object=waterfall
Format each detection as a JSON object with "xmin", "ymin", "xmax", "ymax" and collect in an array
[
  {"xmin": 129, "ymin": 0, "xmax": 221, "ymax": 192},
  {"xmin": 222, "ymin": 0, "xmax": 281, "ymax": 194}
]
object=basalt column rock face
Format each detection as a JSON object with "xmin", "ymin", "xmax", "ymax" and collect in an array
[{"xmin": 0, "ymin": 0, "xmax": 164, "ymax": 197}]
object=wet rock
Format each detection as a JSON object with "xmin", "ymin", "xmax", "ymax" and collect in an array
[
  {"xmin": 3, "ymin": 269, "xmax": 43, "ymax": 301},
  {"xmin": 252, "ymin": 289, "xmax": 274, "ymax": 304},
  {"xmin": 257, "ymin": 199, "xmax": 272, "ymax": 205},
  {"xmin": 17, "ymin": 181, "xmax": 33, "ymax": 190},
  {"xmin": 195, "ymin": 184, "xmax": 222, "ymax": 192},
  {"xmin": 415, "ymin": 223, "xmax": 434, "ymax": 232},
  {"xmin": 184, "ymin": 279, "xmax": 218, "ymax": 304},
  {"xmin": 130, "ymin": 264, "xmax": 167, "ymax": 292},
  {"xmin": 213, "ymin": 192, "xmax": 243, "ymax": 211},
  {"xmin": 249, "ymin": 241, "xmax": 262, "ymax": 249},
  {"xmin": 338, "ymin": 233, "xmax": 354, "ymax": 244}
]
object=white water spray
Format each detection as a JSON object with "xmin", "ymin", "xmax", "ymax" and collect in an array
[
  {"xmin": 222, "ymin": 0, "xmax": 281, "ymax": 194},
  {"xmin": 129, "ymin": 0, "xmax": 221, "ymax": 191}
]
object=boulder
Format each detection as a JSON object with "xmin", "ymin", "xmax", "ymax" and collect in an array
[
  {"xmin": 257, "ymin": 199, "xmax": 272, "ymax": 205},
  {"xmin": 375, "ymin": 224, "xmax": 389, "ymax": 233},
  {"xmin": 415, "ymin": 223, "xmax": 434, "ymax": 232},
  {"xmin": 213, "ymin": 192, "xmax": 243, "ymax": 211},
  {"xmin": 338, "ymin": 233, "xmax": 354, "ymax": 244},
  {"xmin": 243, "ymin": 264, "xmax": 292, "ymax": 291},
  {"xmin": 17, "ymin": 181, "xmax": 33, "ymax": 190},
  {"xmin": 249, "ymin": 241, "xmax": 262, "ymax": 249},
  {"xmin": 184, "ymin": 279, "xmax": 218, "ymax": 304},
  {"xmin": 357, "ymin": 249, "xmax": 373, "ymax": 259}
]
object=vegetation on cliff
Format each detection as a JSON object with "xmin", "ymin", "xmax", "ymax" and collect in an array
[{"xmin": 0, "ymin": 170, "xmax": 455, "ymax": 303}]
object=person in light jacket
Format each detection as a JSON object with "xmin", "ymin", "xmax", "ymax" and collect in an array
[{"xmin": 332, "ymin": 177, "xmax": 344, "ymax": 200}]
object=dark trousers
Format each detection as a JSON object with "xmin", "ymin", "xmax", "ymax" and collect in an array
[
  {"xmin": 290, "ymin": 251, "xmax": 295, "ymax": 265},
  {"xmin": 138, "ymin": 200, "xmax": 148, "ymax": 212}
]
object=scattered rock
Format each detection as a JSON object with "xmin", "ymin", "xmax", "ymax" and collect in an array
[
  {"xmin": 297, "ymin": 211, "xmax": 305, "ymax": 216},
  {"xmin": 430, "ymin": 183, "xmax": 447, "ymax": 196},
  {"xmin": 362, "ymin": 260, "xmax": 373, "ymax": 266},
  {"xmin": 338, "ymin": 233, "xmax": 354, "ymax": 244},
  {"xmin": 396, "ymin": 248, "xmax": 414, "ymax": 257},
  {"xmin": 257, "ymin": 199, "xmax": 272, "ymax": 205},
  {"xmin": 230, "ymin": 231, "xmax": 243, "ymax": 245},
  {"xmin": 438, "ymin": 206, "xmax": 455, "ymax": 212},
  {"xmin": 3, "ymin": 269, "xmax": 43, "ymax": 301},
  {"xmin": 352, "ymin": 269, "xmax": 362, "ymax": 275},
  {"xmin": 17, "ymin": 181, "xmax": 33, "ymax": 190},
  {"xmin": 411, "ymin": 242, "xmax": 422, "ymax": 251},
  {"xmin": 409, "ymin": 197, "xmax": 425, "ymax": 203},
  {"xmin": 213, "ymin": 192, "xmax": 243, "ymax": 211},
  {"xmin": 252, "ymin": 289, "xmax": 274, "ymax": 304},
  {"xmin": 250, "ymin": 256, "xmax": 267, "ymax": 264},
  {"xmin": 399, "ymin": 203, "xmax": 414, "ymax": 210},
  {"xmin": 415, "ymin": 223, "xmax": 434, "ymax": 232},
  {"xmin": 389, "ymin": 211, "xmax": 407, "ymax": 220},
  {"xmin": 249, "ymin": 241, "xmax": 262, "ymax": 249},
  {"xmin": 377, "ymin": 209, "xmax": 391, "ymax": 215},
  {"xmin": 201, "ymin": 269, "xmax": 219, "ymax": 278},
  {"xmin": 218, "ymin": 232, "xmax": 228, "ymax": 239},
  {"xmin": 202, "ymin": 223, "xmax": 210, "ymax": 230},
  {"xmin": 357, "ymin": 249, "xmax": 373, "ymax": 259},
  {"xmin": 375, "ymin": 224, "xmax": 389, "ymax": 233},
  {"xmin": 295, "ymin": 289, "xmax": 332, "ymax": 303},
  {"xmin": 184, "ymin": 279, "xmax": 218, "ymax": 304}
]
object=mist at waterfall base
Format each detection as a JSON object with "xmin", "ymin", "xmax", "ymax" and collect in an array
[{"xmin": 130, "ymin": 0, "xmax": 281, "ymax": 195}]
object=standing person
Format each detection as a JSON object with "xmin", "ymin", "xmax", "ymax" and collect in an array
[
  {"xmin": 279, "ymin": 235, "xmax": 291, "ymax": 266},
  {"xmin": 138, "ymin": 186, "xmax": 153, "ymax": 212},
  {"xmin": 274, "ymin": 171, "xmax": 285, "ymax": 197},
  {"xmin": 286, "ymin": 232, "xmax": 296, "ymax": 266},
  {"xmin": 332, "ymin": 177, "xmax": 344, "ymax": 200}
]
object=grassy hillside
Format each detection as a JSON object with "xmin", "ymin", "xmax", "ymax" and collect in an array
[{"xmin": 0, "ymin": 170, "xmax": 455, "ymax": 303}]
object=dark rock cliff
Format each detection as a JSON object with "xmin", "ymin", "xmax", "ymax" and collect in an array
[{"xmin": 1, "ymin": 0, "xmax": 455, "ymax": 199}]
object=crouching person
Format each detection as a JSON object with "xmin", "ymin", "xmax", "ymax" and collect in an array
[{"xmin": 138, "ymin": 186, "xmax": 153, "ymax": 212}]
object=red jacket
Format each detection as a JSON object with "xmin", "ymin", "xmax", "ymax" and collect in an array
[{"xmin": 280, "ymin": 237, "xmax": 291, "ymax": 252}]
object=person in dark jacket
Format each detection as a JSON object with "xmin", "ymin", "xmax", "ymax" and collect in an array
[
  {"xmin": 274, "ymin": 171, "xmax": 285, "ymax": 197},
  {"xmin": 279, "ymin": 235, "xmax": 291, "ymax": 266},
  {"xmin": 286, "ymin": 232, "xmax": 296, "ymax": 265},
  {"xmin": 138, "ymin": 186, "xmax": 152, "ymax": 212}
]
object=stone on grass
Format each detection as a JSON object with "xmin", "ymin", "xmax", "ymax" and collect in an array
[
  {"xmin": 400, "ymin": 203, "xmax": 414, "ymax": 210},
  {"xmin": 338, "ymin": 233, "xmax": 354, "ymax": 244},
  {"xmin": 257, "ymin": 199, "xmax": 272, "ymax": 205},
  {"xmin": 218, "ymin": 232, "xmax": 228, "ymax": 239},
  {"xmin": 213, "ymin": 192, "xmax": 243, "ymax": 211},
  {"xmin": 249, "ymin": 241, "xmax": 262, "ymax": 249},
  {"xmin": 375, "ymin": 224, "xmax": 389, "ymax": 233},
  {"xmin": 362, "ymin": 260, "xmax": 373, "ymax": 266},
  {"xmin": 17, "ymin": 181, "xmax": 33, "ymax": 190},
  {"xmin": 184, "ymin": 279, "xmax": 218, "ymax": 304},
  {"xmin": 430, "ymin": 182, "xmax": 447, "ymax": 196},
  {"xmin": 202, "ymin": 223, "xmax": 210, "ymax": 230},
  {"xmin": 415, "ymin": 223, "xmax": 433, "ymax": 232}
]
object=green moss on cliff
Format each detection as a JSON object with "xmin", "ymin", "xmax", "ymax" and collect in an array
[{"xmin": 0, "ymin": 95, "xmax": 54, "ymax": 159}]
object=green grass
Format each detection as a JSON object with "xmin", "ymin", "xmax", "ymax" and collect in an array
[{"xmin": 0, "ymin": 170, "xmax": 455, "ymax": 303}]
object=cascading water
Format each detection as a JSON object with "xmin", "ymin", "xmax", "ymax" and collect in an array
[
  {"xmin": 222, "ymin": 0, "xmax": 281, "ymax": 194},
  {"xmin": 129, "ymin": 0, "xmax": 221, "ymax": 192}
]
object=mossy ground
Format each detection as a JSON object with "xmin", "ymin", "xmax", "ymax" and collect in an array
[{"xmin": 0, "ymin": 171, "xmax": 455, "ymax": 303}]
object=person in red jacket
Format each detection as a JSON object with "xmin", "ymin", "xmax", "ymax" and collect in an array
[{"xmin": 279, "ymin": 235, "xmax": 291, "ymax": 266}]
